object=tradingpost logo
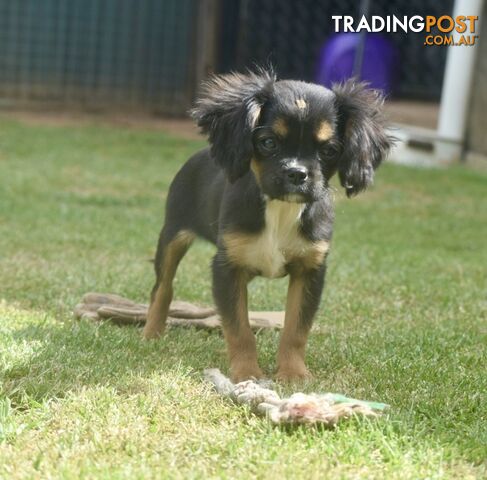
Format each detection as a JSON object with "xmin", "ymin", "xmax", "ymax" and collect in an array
[{"xmin": 332, "ymin": 15, "xmax": 480, "ymax": 46}]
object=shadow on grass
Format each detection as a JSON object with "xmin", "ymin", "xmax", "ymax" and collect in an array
[
  {"xmin": 2, "ymin": 304, "xmax": 485, "ymax": 465},
  {"xmin": 2, "ymin": 313, "xmax": 229, "ymax": 404}
]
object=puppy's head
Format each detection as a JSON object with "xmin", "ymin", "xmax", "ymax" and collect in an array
[{"xmin": 191, "ymin": 69, "xmax": 393, "ymax": 201}]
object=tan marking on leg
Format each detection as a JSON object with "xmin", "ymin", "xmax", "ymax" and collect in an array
[
  {"xmin": 143, "ymin": 231, "xmax": 194, "ymax": 339},
  {"xmin": 272, "ymin": 118, "xmax": 289, "ymax": 137},
  {"xmin": 276, "ymin": 274, "xmax": 312, "ymax": 381},
  {"xmin": 223, "ymin": 231, "xmax": 254, "ymax": 269},
  {"xmin": 301, "ymin": 240, "xmax": 329, "ymax": 270},
  {"xmin": 316, "ymin": 121, "xmax": 334, "ymax": 142},
  {"xmin": 222, "ymin": 272, "xmax": 263, "ymax": 382}
]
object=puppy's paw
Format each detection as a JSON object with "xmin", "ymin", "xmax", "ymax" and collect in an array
[
  {"xmin": 230, "ymin": 362, "xmax": 265, "ymax": 383},
  {"xmin": 275, "ymin": 363, "xmax": 313, "ymax": 383},
  {"xmin": 141, "ymin": 326, "xmax": 165, "ymax": 340}
]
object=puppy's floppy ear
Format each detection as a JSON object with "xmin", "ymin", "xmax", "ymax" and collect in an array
[
  {"xmin": 333, "ymin": 81, "xmax": 394, "ymax": 197},
  {"xmin": 191, "ymin": 69, "xmax": 275, "ymax": 182}
]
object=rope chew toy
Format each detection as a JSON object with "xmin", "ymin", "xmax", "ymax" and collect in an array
[
  {"xmin": 74, "ymin": 293, "xmax": 389, "ymax": 427},
  {"xmin": 204, "ymin": 368, "xmax": 389, "ymax": 427}
]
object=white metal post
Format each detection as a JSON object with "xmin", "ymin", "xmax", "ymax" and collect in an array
[{"xmin": 437, "ymin": 0, "xmax": 484, "ymax": 145}]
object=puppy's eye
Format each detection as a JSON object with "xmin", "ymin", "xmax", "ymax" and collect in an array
[
  {"xmin": 319, "ymin": 143, "xmax": 337, "ymax": 158},
  {"xmin": 259, "ymin": 137, "xmax": 278, "ymax": 153}
]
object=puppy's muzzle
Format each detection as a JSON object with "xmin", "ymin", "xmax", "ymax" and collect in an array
[{"xmin": 285, "ymin": 166, "xmax": 308, "ymax": 186}]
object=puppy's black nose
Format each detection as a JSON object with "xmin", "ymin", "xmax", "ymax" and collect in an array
[{"xmin": 286, "ymin": 166, "xmax": 308, "ymax": 185}]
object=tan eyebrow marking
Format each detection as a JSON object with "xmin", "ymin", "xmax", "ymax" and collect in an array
[
  {"xmin": 272, "ymin": 118, "xmax": 289, "ymax": 137},
  {"xmin": 296, "ymin": 98, "xmax": 307, "ymax": 109},
  {"xmin": 315, "ymin": 121, "xmax": 333, "ymax": 142},
  {"xmin": 250, "ymin": 105, "xmax": 262, "ymax": 128}
]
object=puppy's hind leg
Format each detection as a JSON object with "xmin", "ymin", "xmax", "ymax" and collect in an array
[{"xmin": 143, "ymin": 228, "xmax": 194, "ymax": 339}]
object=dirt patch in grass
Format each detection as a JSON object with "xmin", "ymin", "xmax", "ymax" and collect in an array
[{"xmin": 0, "ymin": 108, "xmax": 201, "ymax": 140}]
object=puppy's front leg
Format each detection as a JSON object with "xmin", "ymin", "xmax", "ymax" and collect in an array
[
  {"xmin": 277, "ymin": 264, "xmax": 326, "ymax": 381},
  {"xmin": 212, "ymin": 252, "xmax": 263, "ymax": 382}
]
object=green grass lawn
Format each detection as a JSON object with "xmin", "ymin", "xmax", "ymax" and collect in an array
[{"xmin": 0, "ymin": 117, "xmax": 486, "ymax": 479}]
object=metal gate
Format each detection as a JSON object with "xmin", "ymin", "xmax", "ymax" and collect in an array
[
  {"xmin": 0, "ymin": 0, "xmax": 198, "ymax": 115},
  {"xmin": 232, "ymin": 0, "xmax": 454, "ymax": 100}
]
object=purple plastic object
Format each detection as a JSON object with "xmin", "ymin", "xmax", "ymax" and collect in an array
[{"xmin": 316, "ymin": 33, "xmax": 398, "ymax": 95}]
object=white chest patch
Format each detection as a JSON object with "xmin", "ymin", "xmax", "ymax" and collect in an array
[{"xmin": 224, "ymin": 200, "xmax": 319, "ymax": 278}]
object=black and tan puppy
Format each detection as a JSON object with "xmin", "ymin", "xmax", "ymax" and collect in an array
[{"xmin": 143, "ymin": 69, "xmax": 393, "ymax": 382}]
